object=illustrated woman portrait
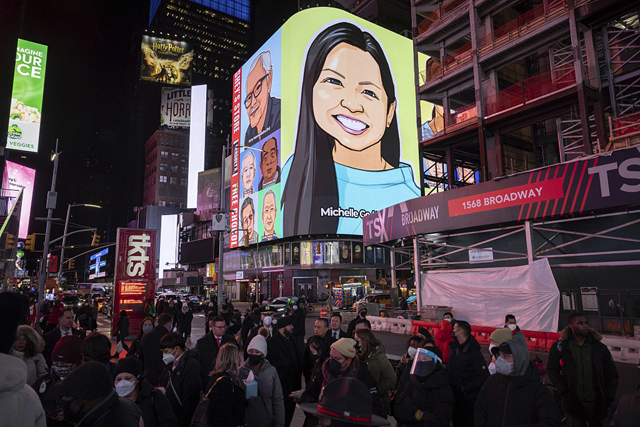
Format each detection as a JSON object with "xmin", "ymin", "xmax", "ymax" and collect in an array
[{"xmin": 282, "ymin": 21, "xmax": 420, "ymax": 235}]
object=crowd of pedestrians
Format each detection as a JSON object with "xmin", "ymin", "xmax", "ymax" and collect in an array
[{"xmin": 1, "ymin": 290, "xmax": 637, "ymax": 427}]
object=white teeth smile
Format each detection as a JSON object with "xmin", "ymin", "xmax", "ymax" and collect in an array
[
  {"xmin": 251, "ymin": 106, "xmax": 259, "ymax": 116},
  {"xmin": 335, "ymin": 115, "xmax": 368, "ymax": 132}
]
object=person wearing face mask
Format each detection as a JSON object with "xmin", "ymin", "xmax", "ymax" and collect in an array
[
  {"xmin": 33, "ymin": 335, "xmax": 84, "ymax": 426},
  {"xmin": 238, "ymin": 334, "xmax": 285, "ymax": 427},
  {"xmin": 266, "ymin": 316, "xmax": 303, "ymax": 427},
  {"xmin": 297, "ymin": 338, "xmax": 383, "ymax": 426},
  {"xmin": 303, "ymin": 335, "xmax": 331, "ymax": 383},
  {"xmin": 291, "ymin": 301, "xmax": 306, "ymax": 354},
  {"xmin": 395, "ymin": 347, "xmax": 454, "ymax": 426},
  {"xmin": 75, "ymin": 300, "xmax": 94, "ymax": 332},
  {"xmin": 246, "ymin": 308, "xmax": 276, "ymax": 353},
  {"xmin": 162, "ymin": 300, "xmax": 180, "ymax": 330},
  {"xmin": 347, "ymin": 307, "xmax": 372, "ymax": 337},
  {"xmin": 448, "ymin": 320, "xmax": 489, "ymax": 427},
  {"xmin": 113, "ymin": 357, "xmax": 178, "ymax": 427},
  {"xmin": 435, "ymin": 313, "xmax": 456, "ymax": 364},
  {"xmin": 504, "ymin": 314, "xmax": 519, "ymax": 332},
  {"xmin": 160, "ymin": 332, "xmax": 202, "ymax": 427},
  {"xmin": 139, "ymin": 313, "xmax": 174, "ymax": 387},
  {"xmin": 547, "ymin": 313, "xmax": 618, "ymax": 427},
  {"xmin": 127, "ymin": 317, "xmax": 155, "ymax": 359},
  {"xmin": 474, "ymin": 335, "xmax": 561, "ymax": 427},
  {"xmin": 486, "ymin": 328, "xmax": 513, "ymax": 375},
  {"xmin": 242, "ymin": 306, "xmax": 262, "ymax": 348},
  {"xmin": 59, "ymin": 361, "xmax": 143, "ymax": 427}
]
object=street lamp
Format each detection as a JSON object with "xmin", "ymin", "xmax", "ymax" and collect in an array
[{"xmin": 59, "ymin": 203, "xmax": 102, "ymax": 280}]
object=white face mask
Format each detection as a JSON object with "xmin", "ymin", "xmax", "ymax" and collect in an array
[
  {"xmin": 508, "ymin": 323, "xmax": 517, "ymax": 331},
  {"xmin": 495, "ymin": 356, "xmax": 513, "ymax": 375},
  {"xmin": 444, "ymin": 318, "xmax": 452, "ymax": 322},
  {"xmin": 488, "ymin": 361, "xmax": 497, "ymax": 375},
  {"xmin": 407, "ymin": 346, "xmax": 417, "ymax": 357},
  {"xmin": 163, "ymin": 349, "xmax": 176, "ymax": 365},
  {"xmin": 488, "ymin": 343, "xmax": 497, "ymax": 354},
  {"xmin": 142, "ymin": 325, "xmax": 153, "ymax": 334},
  {"xmin": 115, "ymin": 379, "xmax": 137, "ymax": 397},
  {"xmin": 264, "ymin": 316, "xmax": 273, "ymax": 326}
]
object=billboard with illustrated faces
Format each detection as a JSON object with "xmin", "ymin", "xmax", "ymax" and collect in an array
[{"xmin": 230, "ymin": 8, "xmax": 420, "ymax": 248}]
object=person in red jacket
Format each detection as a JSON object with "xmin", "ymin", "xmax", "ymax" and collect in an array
[
  {"xmin": 45, "ymin": 301, "xmax": 65, "ymax": 333},
  {"xmin": 435, "ymin": 312, "xmax": 455, "ymax": 363}
]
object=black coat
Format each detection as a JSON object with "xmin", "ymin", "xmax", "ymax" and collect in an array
[
  {"xmin": 395, "ymin": 365, "xmax": 454, "ymax": 427},
  {"xmin": 448, "ymin": 335, "xmax": 489, "ymax": 402},
  {"xmin": 163, "ymin": 305, "xmax": 180, "ymax": 321},
  {"xmin": 474, "ymin": 362, "xmax": 561, "ymax": 427},
  {"xmin": 75, "ymin": 304, "xmax": 93, "ymax": 330},
  {"xmin": 206, "ymin": 372, "xmax": 245, "ymax": 427},
  {"xmin": 115, "ymin": 316, "xmax": 131, "ymax": 339},
  {"xmin": 139, "ymin": 325, "xmax": 170, "ymax": 387},
  {"xmin": 195, "ymin": 332, "xmax": 237, "ymax": 378},
  {"xmin": 241, "ymin": 313, "xmax": 260, "ymax": 347},
  {"xmin": 326, "ymin": 328, "xmax": 348, "ymax": 344},
  {"xmin": 76, "ymin": 391, "xmax": 144, "ymax": 427},
  {"xmin": 134, "ymin": 379, "xmax": 178, "ymax": 427},
  {"xmin": 164, "ymin": 349, "xmax": 202, "ymax": 427},
  {"xmin": 547, "ymin": 327, "xmax": 619, "ymax": 420},
  {"xmin": 178, "ymin": 310, "xmax": 193, "ymax": 335},
  {"xmin": 266, "ymin": 332, "xmax": 303, "ymax": 396},
  {"xmin": 292, "ymin": 309, "xmax": 306, "ymax": 337},
  {"xmin": 32, "ymin": 374, "xmax": 68, "ymax": 427},
  {"xmin": 346, "ymin": 317, "xmax": 371, "ymax": 337},
  {"xmin": 43, "ymin": 326, "xmax": 86, "ymax": 367}
]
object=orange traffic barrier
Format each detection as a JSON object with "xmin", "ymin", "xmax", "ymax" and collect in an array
[{"xmin": 320, "ymin": 308, "xmax": 328, "ymax": 318}]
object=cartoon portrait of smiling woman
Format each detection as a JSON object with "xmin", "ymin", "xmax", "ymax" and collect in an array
[{"xmin": 282, "ymin": 21, "xmax": 421, "ymax": 235}]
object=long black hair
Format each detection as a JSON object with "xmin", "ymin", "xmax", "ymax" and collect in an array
[{"xmin": 282, "ymin": 22, "xmax": 401, "ymax": 235}]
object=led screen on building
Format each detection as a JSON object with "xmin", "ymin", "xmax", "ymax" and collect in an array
[
  {"xmin": 161, "ymin": 87, "xmax": 191, "ymax": 127},
  {"xmin": 140, "ymin": 35, "xmax": 194, "ymax": 85},
  {"xmin": 2, "ymin": 161, "xmax": 36, "ymax": 239},
  {"xmin": 6, "ymin": 39, "xmax": 48, "ymax": 153},
  {"xmin": 197, "ymin": 168, "xmax": 221, "ymax": 221},
  {"xmin": 230, "ymin": 8, "xmax": 420, "ymax": 247}
]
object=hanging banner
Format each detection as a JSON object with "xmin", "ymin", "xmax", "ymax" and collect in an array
[
  {"xmin": 111, "ymin": 228, "xmax": 157, "ymax": 336},
  {"xmin": 6, "ymin": 39, "xmax": 48, "ymax": 153},
  {"xmin": 364, "ymin": 145, "xmax": 640, "ymax": 245}
]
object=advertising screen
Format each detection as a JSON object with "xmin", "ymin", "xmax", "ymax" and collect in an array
[
  {"xmin": 6, "ymin": 39, "xmax": 48, "ymax": 153},
  {"xmin": 161, "ymin": 87, "xmax": 191, "ymax": 128},
  {"xmin": 197, "ymin": 168, "xmax": 221, "ymax": 221},
  {"xmin": 230, "ymin": 8, "xmax": 420, "ymax": 247},
  {"xmin": 112, "ymin": 228, "xmax": 157, "ymax": 336},
  {"xmin": 140, "ymin": 35, "xmax": 194, "ymax": 85},
  {"xmin": 89, "ymin": 247, "xmax": 109, "ymax": 279},
  {"xmin": 2, "ymin": 161, "xmax": 36, "ymax": 238}
]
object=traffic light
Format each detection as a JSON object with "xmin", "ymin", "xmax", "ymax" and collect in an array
[
  {"xmin": 25, "ymin": 234, "xmax": 36, "ymax": 251},
  {"xmin": 91, "ymin": 232, "xmax": 100, "ymax": 246},
  {"xmin": 5, "ymin": 233, "xmax": 15, "ymax": 249},
  {"xmin": 68, "ymin": 259, "xmax": 75, "ymax": 270}
]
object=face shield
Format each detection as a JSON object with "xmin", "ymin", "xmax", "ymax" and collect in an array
[{"xmin": 410, "ymin": 348, "xmax": 441, "ymax": 378}]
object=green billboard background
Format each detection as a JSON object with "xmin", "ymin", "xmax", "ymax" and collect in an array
[{"xmin": 7, "ymin": 39, "xmax": 48, "ymax": 153}]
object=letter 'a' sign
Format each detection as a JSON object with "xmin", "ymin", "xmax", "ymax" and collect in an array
[{"xmin": 112, "ymin": 228, "xmax": 157, "ymax": 336}]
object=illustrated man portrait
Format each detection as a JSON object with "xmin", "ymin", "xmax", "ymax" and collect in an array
[
  {"xmin": 244, "ymin": 50, "xmax": 281, "ymax": 146},
  {"xmin": 258, "ymin": 137, "xmax": 280, "ymax": 190},
  {"xmin": 241, "ymin": 151, "xmax": 256, "ymax": 197},
  {"xmin": 261, "ymin": 190, "xmax": 278, "ymax": 242},
  {"xmin": 241, "ymin": 197, "xmax": 258, "ymax": 245}
]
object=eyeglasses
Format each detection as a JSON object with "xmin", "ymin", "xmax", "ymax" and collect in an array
[
  {"xmin": 243, "ymin": 214, "xmax": 253, "ymax": 223},
  {"xmin": 244, "ymin": 74, "xmax": 269, "ymax": 108}
]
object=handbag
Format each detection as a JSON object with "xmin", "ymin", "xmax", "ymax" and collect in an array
[{"xmin": 191, "ymin": 375, "xmax": 230, "ymax": 427}]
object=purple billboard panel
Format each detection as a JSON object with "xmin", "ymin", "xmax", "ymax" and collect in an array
[{"xmin": 2, "ymin": 161, "xmax": 36, "ymax": 239}]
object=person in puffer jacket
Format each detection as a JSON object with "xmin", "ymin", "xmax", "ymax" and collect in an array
[
  {"xmin": 474, "ymin": 331, "xmax": 561, "ymax": 427},
  {"xmin": 394, "ymin": 345, "xmax": 454, "ymax": 426}
]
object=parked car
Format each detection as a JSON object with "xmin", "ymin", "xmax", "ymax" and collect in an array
[
  {"xmin": 61, "ymin": 294, "xmax": 82, "ymax": 313},
  {"xmin": 185, "ymin": 295, "xmax": 206, "ymax": 311},
  {"xmin": 353, "ymin": 293, "xmax": 391, "ymax": 310}
]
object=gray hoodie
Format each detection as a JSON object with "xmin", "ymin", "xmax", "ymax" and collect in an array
[
  {"xmin": 237, "ymin": 357, "xmax": 285, "ymax": 427},
  {"xmin": 504, "ymin": 331, "xmax": 530, "ymax": 376}
]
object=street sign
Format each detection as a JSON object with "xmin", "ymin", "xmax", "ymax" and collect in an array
[{"xmin": 17, "ymin": 241, "xmax": 25, "ymax": 250}]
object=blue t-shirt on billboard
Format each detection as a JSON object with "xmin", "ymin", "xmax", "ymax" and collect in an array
[{"xmin": 282, "ymin": 158, "xmax": 420, "ymax": 235}]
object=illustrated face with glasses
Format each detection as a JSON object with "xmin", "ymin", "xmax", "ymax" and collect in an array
[
  {"xmin": 245, "ymin": 65, "xmax": 272, "ymax": 132},
  {"xmin": 242, "ymin": 203, "xmax": 255, "ymax": 239}
]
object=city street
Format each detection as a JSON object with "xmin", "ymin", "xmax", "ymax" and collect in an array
[{"xmin": 96, "ymin": 307, "xmax": 640, "ymax": 427}]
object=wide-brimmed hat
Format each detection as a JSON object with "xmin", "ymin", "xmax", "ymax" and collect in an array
[{"xmin": 299, "ymin": 377, "xmax": 390, "ymax": 426}]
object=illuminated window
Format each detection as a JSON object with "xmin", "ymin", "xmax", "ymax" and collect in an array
[{"xmin": 160, "ymin": 175, "xmax": 167, "ymax": 183}]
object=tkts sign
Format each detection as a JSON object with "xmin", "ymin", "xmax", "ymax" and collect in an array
[
  {"xmin": 363, "ymin": 146, "xmax": 640, "ymax": 245},
  {"xmin": 112, "ymin": 228, "xmax": 157, "ymax": 336}
]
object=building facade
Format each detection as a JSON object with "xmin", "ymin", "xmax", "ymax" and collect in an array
[{"xmin": 143, "ymin": 129, "xmax": 190, "ymax": 208}]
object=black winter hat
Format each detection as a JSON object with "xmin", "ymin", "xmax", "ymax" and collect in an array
[
  {"xmin": 62, "ymin": 361, "xmax": 114, "ymax": 399},
  {"xmin": 114, "ymin": 357, "xmax": 144, "ymax": 379},
  {"xmin": 274, "ymin": 316, "xmax": 292, "ymax": 330}
]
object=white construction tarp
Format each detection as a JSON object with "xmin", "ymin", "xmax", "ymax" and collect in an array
[{"xmin": 421, "ymin": 258, "xmax": 559, "ymax": 332}]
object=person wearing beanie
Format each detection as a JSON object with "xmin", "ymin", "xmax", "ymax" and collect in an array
[
  {"xmin": 113, "ymin": 357, "xmax": 178, "ymax": 427},
  {"xmin": 298, "ymin": 338, "xmax": 383, "ymax": 427},
  {"xmin": 33, "ymin": 334, "xmax": 84, "ymax": 426},
  {"xmin": 267, "ymin": 315, "xmax": 303, "ymax": 427},
  {"xmin": 395, "ymin": 345, "xmax": 454, "ymax": 427},
  {"xmin": 486, "ymin": 328, "xmax": 513, "ymax": 375},
  {"xmin": 475, "ymin": 332, "xmax": 561, "ymax": 427},
  {"xmin": 59, "ymin": 361, "xmax": 143, "ymax": 427},
  {"xmin": 238, "ymin": 335, "xmax": 285, "ymax": 427},
  {"xmin": 0, "ymin": 292, "xmax": 46, "ymax": 427},
  {"xmin": 11, "ymin": 324, "xmax": 48, "ymax": 386}
]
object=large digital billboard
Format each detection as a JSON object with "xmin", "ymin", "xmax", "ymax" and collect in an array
[
  {"xmin": 6, "ymin": 39, "xmax": 48, "ymax": 153},
  {"xmin": 2, "ymin": 161, "xmax": 36, "ymax": 239},
  {"xmin": 197, "ymin": 168, "xmax": 221, "ymax": 221},
  {"xmin": 161, "ymin": 87, "xmax": 191, "ymax": 128},
  {"xmin": 230, "ymin": 8, "xmax": 420, "ymax": 248},
  {"xmin": 140, "ymin": 35, "xmax": 194, "ymax": 85}
]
